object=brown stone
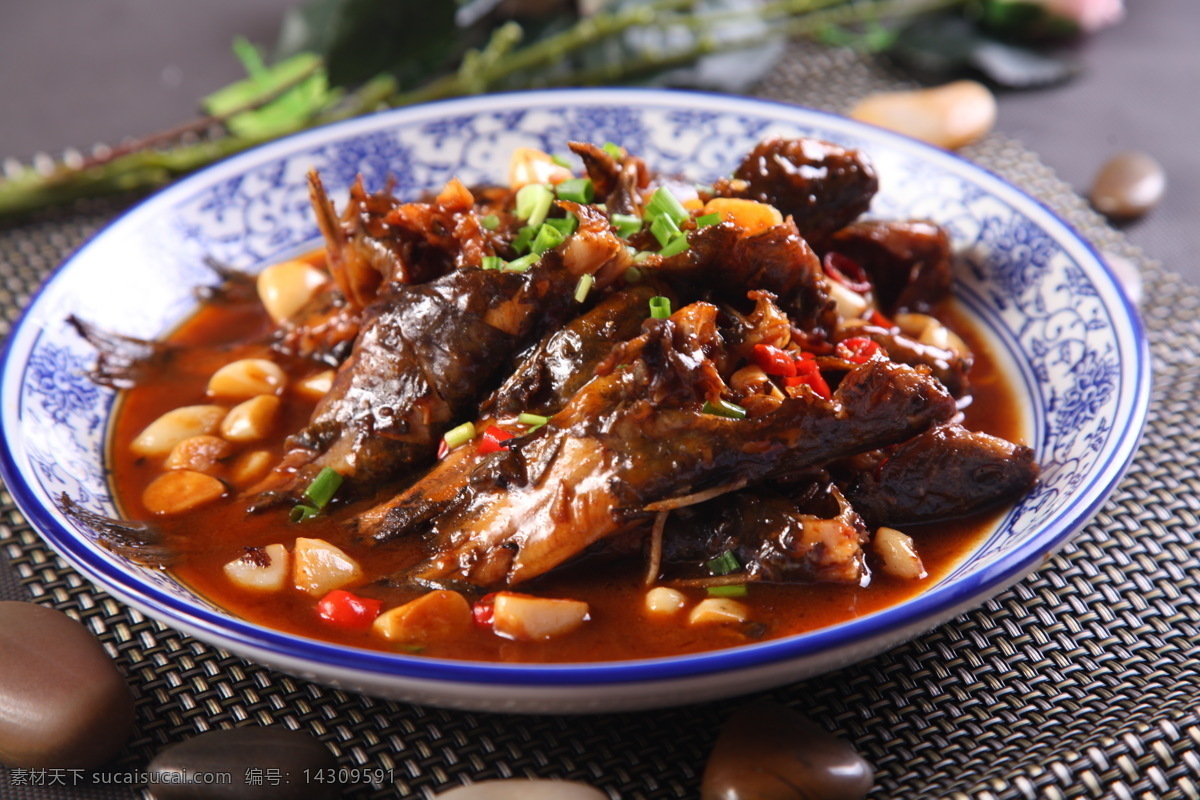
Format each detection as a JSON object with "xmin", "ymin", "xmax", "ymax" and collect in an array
[
  {"xmin": 1090, "ymin": 151, "xmax": 1166, "ymax": 219},
  {"xmin": 434, "ymin": 779, "xmax": 610, "ymax": 799},
  {"xmin": 0, "ymin": 601, "xmax": 135, "ymax": 768},
  {"xmin": 701, "ymin": 701, "xmax": 873, "ymax": 800}
]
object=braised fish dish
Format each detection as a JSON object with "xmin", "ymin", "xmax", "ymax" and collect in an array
[{"xmin": 75, "ymin": 137, "xmax": 1039, "ymax": 661}]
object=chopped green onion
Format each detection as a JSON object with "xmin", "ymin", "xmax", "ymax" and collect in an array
[
  {"xmin": 555, "ymin": 177, "xmax": 595, "ymax": 204},
  {"xmin": 542, "ymin": 215, "xmax": 579, "ymax": 237},
  {"xmin": 480, "ymin": 214, "xmax": 500, "ymax": 230},
  {"xmin": 611, "ymin": 213, "xmax": 643, "ymax": 239},
  {"xmin": 503, "ymin": 253, "xmax": 539, "ymax": 273},
  {"xmin": 551, "ymin": 153, "xmax": 573, "ymax": 168},
  {"xmin": 303, "ymin": 467, "xmax": 344, "ymax": 509},
  {"xmin": 658, "ymin": 234, "xmax": 690, "ymax": 258},
  {"xmin": 702, "ymin": 399, "xmax": 747, "ymax": 419},
  {"xmin": 706, "ymin": 550, "xmax": 741, "ymax": 576},
  {"xmin": 707, "ymin": 584, "xmax": 749, "ymax": 598},
  {"xmin": 574, "ymin": 274, "xmax": 594, "ymax": 303},
  {"xmin": 649, "ymin": 296, "xmax": 672, "ymax": 319},
  {"xmin": 442, "ymin": 421, "xmax": 477, "ymax": 451},
  {"xmin": 511, "ymin": 225, "xmax": 536, "ymax": 254},
  {"xmin": 696, "ymin": 212, "xmax": 721, "ymax": 228},
  {"xmin": 646, "ymin": 187, "xmax": 689, "ymax": 226},
  {"xmin": 515, "ymin": 183, "xmax": 554, "ymax": 227},
  {"xmin": 289, "ymin": 504, "xmax": 321, "ymax": 523},
  {"xmin": 481, "ymin": 256, "xmax": 505, "ymax": 271},
  {"xmin": 650, "ymin": 214, "xmax": 680, "ymax": 248},
  {"xmin": 531, "ymin": 223, "xmax": 566, "ymax": 255},
  {"xmin": 602, "ymin": 142, "xmax": 623, "ymax": 159},
  {"xmin": 623, "ymin": 266, "xmax": 644, "ymax": 284},
  {"xmin": 517, "ymin": 413, "xmax": 549, "ymax": 434},
  {"xmin": 633, "ymin": 250, "xmax": 655, "ymax": 264}
]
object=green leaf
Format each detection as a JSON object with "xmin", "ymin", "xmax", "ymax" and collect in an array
[
  {"xmin": 277, "ymin": 0, "xmax": 462, "ymax": 89},
  {"xmin": 275, "ymin": 0, "xmax": 346, "ymax": 61},
  {"xmin": 202, "ymin": 40, "xmax": 334, "ymax": 140},
  {"xmin": 976, "ymin": 0, "xmax": 1081, "ymax": 41},
  {"xmin": 203, "ymin": 47, "xmax": 324, "ymax": 117},
  {"xmin": 886, "ymin": 12, "xmax": 1076, "ymax": 89}
]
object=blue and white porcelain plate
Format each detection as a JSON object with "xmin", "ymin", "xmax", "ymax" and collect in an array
[{"xmin": 0, "ymin": 89, "xmax": 1150, "ymax": 712}]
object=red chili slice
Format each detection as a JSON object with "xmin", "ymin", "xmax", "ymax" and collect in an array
[
  {"xmin": 836, "ymin": 337, "xmax": 883, "ymax": 364},
  {"xmin": 436, "ymin": 438, "xmax": 450, "ymax": 460},
  {"xmin": 751, "ymin": 344, "xmax": 798, "ymax": 377},
  {"xmin": 822, "ymin": 252, "xmax": 872, "ymax": 293},
  {"xmin": 870, "ymin": 309, "xmax": 896, "ymax": 330},
  {"xmin": 472, "ymin": 593, "xmax": 497, "ymax": 628},
  {"xmin": 316, "ymin": 590, "xmax": 383, "ymax": 631},
  {"xmin": 477, "ymin": 425, "xmax": 514, "ymax": 454},
  {"xmin": 783, "ymin": 359, "xmax": 831, "ymax": 399}
]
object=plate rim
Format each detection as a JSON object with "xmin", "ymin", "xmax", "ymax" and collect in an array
[{"xmin": 0, "ymin": 87, "xmax": 1152, "ymax": 690}]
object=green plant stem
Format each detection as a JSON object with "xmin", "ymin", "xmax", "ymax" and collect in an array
[
  {"xmin": 0, "ymin": 0, "xmax": 963, "ymax": 219},
  {"xmin": 388, "ymin": 0, "xmax": 697, "ymax": 107}
]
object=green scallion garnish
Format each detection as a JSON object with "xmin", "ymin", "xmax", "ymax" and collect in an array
[
  {"xmin": 658, "ymin": 234, "xmax": 690, "ymax": 258},
  {"xmin": 707, "ymin": 584, "xmax": 749, "ymax": 598},
  {"xmin": 542, "ymin": 214, "xmax": 579, "ymax": 237},
  {"xmin": 701, "ymin": 399, "xmax": 747, "ymax": 419},
  {"xmin": 303, "ymin": 467, "xmax": 344, "ymax": 509},
  {"xmin": 602, "ymin": 142, "xmax": 623, "ymax": 159},
  {"xmin": 574, "ymin": 274, "xmax": 594, "ymax": 303},
  {"xmin": 442, "ymin": 421, "xmax": 477, "ymax": 451},
  {"xmin": 632, "ymin": 250, "xmax": 655, "ymax": 265},
  {"xmin": 649, "ymin": 296, "xmax": 672, "ymax": 319},
  {"xmin": 480, "ymin": 214, "xmax": 500, "ymax": 230},
  {"xmin": 650, "ymin": 214, "xmax": 680, "ymax": 248},
  {"xmin": 511, "ymin": 225, "xmax": 536, "ymax": 254},
  {"xmin": 481, "ymin": 255, "xmax": 505, "ymax": 271},
  {"xmin": 706, "ymin": 550, "xmax": 741, "ymax": 576},
  {"xmin": 289, "ymin": 504, "xmax": 321, "ymax": 524},
  {"xmin": 696, "ymin": 212, "xmax": 721, "ymax": 228},
  {"xmin": 646, "ymin": 187, "xmax": 689, "ymax": 226},
  {"xmin": 611, "ymin": 213, "xmax": 643, "ymax": 239},
  {"xmin": 503, "ymin": 253, "xmax": 539, "ymax": 273},
  {"xmin": 518, "ymin": 412, "xmax": 549, "ymax": 427},
  {"xmin": 531, "ymin": 223, "xmax": 566, "ymax": 255},
  {"xmin": 515, "ymin": 183, "xmax": 554, "ymax": 228},
  {"xmin": 551, "ymin": 153, "xmax": 573, "ymax": 168},
  {"xmin": 623, "ymin": 266, "xmax": 643, "ymax": 284},
  {"xmin": 555, "ymin": 177, "xmax": 595, "ymax": 204}
]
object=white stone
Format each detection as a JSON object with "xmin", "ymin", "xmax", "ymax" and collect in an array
[
  {"xmin": 849, "ymin": 80, "xmax": 996, "ymax": 150},
  {"xmin": 434, "ymin": 779, "xmax": 609, "ymax": 800}
]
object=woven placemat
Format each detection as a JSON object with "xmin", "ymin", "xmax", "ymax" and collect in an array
[{"xmin": 3, "ymin": 45, "xmax": 1198, "ymax": 799}]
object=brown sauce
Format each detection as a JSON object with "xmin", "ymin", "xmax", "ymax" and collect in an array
[{"xmin": 110, "ymin": 295, "xmax": 1027, "ymax": 664}]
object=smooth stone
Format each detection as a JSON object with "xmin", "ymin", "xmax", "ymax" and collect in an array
[
  {"xmin": 1090, "ymin": 151, "xmax": 1166, "ymax": 219},
  {"xmin": 0, "ymin": 601, "xmax": 135, "ymax": 768},
  {"xmin": 849, "ymin": 80, "xmax": 996, "ymax": 150},
  {"xmin": 434, "ymin": 778, "xmax": 609, "ymax": 800},
  {"xmin": 147, "ymin": 728, "xmax": 339, "ymax": 800},
  {"xmin": 701, "ymin": 701, "xmax": 873, "ymax": 800}
]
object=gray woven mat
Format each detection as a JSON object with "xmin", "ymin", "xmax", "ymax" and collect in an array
[{"xmin": 3, "ymin": 45, "xmax": 1199, "ymax": 799}]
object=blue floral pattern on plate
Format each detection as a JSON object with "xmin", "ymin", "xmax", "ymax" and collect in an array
[{"xmin": 0, "ymin": 90, "xmax": 1149, "ymax": 709}]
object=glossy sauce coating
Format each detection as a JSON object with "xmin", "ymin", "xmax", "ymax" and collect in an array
[{"xmin": 110, "ymin": 295, "xmax": 1026, "ymax": 663}]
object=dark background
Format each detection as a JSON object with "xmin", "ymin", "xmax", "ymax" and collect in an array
[
  {"xmin": 1, "ymin": 0, "xmax": 1194, "ymax": 285},
  {"xmin": 1, "ymin": 0, "xmax": 1196, "ymax": 286}
]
